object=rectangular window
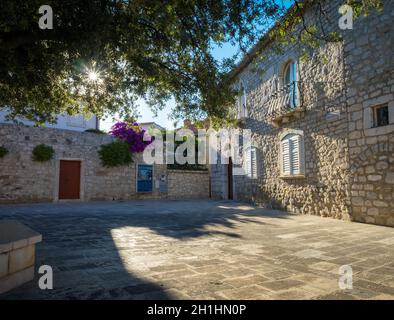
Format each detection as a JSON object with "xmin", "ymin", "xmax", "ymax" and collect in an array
[
  {"xmin": 281, "ymin": 133, "xmax": 304, "ymax": 177},
  {"xmin": 372, "ymin": 104, "xmax": 389, "ymax": 127}
]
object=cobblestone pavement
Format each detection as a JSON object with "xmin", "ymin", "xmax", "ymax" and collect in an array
[{"xmin": 0, "ymin": 200, "xmax": 393, "ymax": 300}]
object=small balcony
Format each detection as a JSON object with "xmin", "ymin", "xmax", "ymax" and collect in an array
[{"xmin": 266, "ymin": 81, "xmax": 304, "ymax": 126}]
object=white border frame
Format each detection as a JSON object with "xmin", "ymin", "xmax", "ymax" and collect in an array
[{"xmin": 362, "ymin": 94, "xmax": 394, "ymax": 137}]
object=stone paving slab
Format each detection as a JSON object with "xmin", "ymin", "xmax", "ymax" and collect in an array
[{"xmin": 0, "ymin": 200, "xmax": 393, "ymax": 300}]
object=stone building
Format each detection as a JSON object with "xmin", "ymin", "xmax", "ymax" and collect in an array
[{"xmin": 211, "ymin": 0, "xmax": 394, "ymax": 227}]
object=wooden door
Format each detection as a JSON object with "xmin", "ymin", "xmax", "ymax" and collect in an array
[
  {"xmin": 228, "ymin": 157, "xmax": 233, "ymax": 200},
  {"xmin": 59, "ymin": 160, "xmax": 81, "ymax": 199}
]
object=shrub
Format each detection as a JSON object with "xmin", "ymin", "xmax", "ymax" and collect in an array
[
  {"xmin": 110, "ymin": 121, "xmax": 153, "ymax": 153},
  {"xmin": 0, "ymin": 146, "xmax": 8, "ymax": 158},
  {"xmin": 85, "ymin": 128, "xmax": 106, "ymax": 134},
  {"xmin": 32, "ymin": 144, "xmax": 54, "ymax": 162},
  {"xmin": 98, "ymin": 140, "xmax": 132, "ymax": 167}
]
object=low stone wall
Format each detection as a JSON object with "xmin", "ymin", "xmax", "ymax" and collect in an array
[
  {"xmin": 0, "ymin": 124, "xmax": 209, "ymax": 203},
  {"xmin": 167, "ymin": 169, "xmax": 209, "ymax": 199},
  {"xmin": 0, "ymin": 220, "xmax": 42, "ymax": 294},
  {"xmin": 0, "ymin": 123, "xmax": 135, "ymax": 202}
]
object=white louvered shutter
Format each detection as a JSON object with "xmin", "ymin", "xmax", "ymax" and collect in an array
[
  {"xmin": 282, "ymin": 134, "xmax": 303, "ymax": 176},
  {"xmin": 244, "ymin": 147, "xmax": 251, "ymax": 177},
  {"xmin": 282, "ymin": 139, "xmax": 291, "ymax": 175},
  {"xmin": 251, "ymin": 147, "xmax": 257, "ymax": 178},
  {"xmin": 289, "ymin": 135, "xmax": 300, "ymax": 175}
]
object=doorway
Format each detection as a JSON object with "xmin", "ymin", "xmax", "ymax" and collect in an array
[
  {"xmin": 59, "ymin": 160, "xmax": 81, "ymax": 199},
  {"xmin": 137, "ymin": 164, "xmax": 153, "ymax": 193},
  {"xmin": 227, "ymin": 157, "xmax": 233, "ymax": 200}
]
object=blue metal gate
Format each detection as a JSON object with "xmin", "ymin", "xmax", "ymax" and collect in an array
[{"xmin": 137, "ymin": 164, "xmax": 153, "ymax": 192}]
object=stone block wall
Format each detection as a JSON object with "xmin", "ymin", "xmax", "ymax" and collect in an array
[
  {"xmin": 214, "ymin": 0, "xmax": 394, "ymax": 226},
  {"xmin": 167, "ymin": 169, "xmax": 210, "ymax": 199},
  {"xmin": 209, "ymin": 163, "xmax": 229, "ymax": 200},
  {"xmin": 342, "ymin": 1, "xmax": 394, "ymax": 226},
  {"xmin": 228, "ymin": 0, "xmax": 351, "ymax": 220},
  {"xmin": 0, "ymin": 124, "xmax": 209, "ymax": 203}
]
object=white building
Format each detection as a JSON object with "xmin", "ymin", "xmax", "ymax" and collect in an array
[
  {"xmin": 0, "ymin": 108, "xmax": 99, "ymax": 132},
  {"xmin": 139, "ymin": 122, "xmax": 165, "ymax": 132}
]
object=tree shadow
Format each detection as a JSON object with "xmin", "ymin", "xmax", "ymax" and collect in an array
[{"xmin": 0, "ymin": 199, "xmax": 289, "ymax": 300}]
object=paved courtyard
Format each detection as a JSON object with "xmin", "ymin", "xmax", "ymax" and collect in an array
[{"xmin": 0, "ymin": 200, "xmax": 393, "ymax": 300}]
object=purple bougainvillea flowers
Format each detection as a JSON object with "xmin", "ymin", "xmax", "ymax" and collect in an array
[{"xmin": 110, "ymin": 121, "xmax": 153, "ymax": 153}]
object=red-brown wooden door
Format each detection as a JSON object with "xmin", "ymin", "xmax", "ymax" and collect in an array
[{"xmin": 59, "ymin": 160, "xmax": 81, "ymax": 199}]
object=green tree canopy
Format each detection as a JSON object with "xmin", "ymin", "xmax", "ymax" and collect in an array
[{"xmin": 0, "ymin": 0, "xmax": 382, "ymax": 125}]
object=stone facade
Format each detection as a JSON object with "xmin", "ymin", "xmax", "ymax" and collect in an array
[
  {"xmin": 343, "ymin": 0, "xmax": 394, "ymax": 226},
  {"xmin": 0, "ymin": 123, "xmax": 209, "ymax": 203},
  {"xmin": 211, "ymin": 0, "xmax": 394, "ymax": 227},
  {"xmin": 210, "ymin": 161, "xmax": 229, "ymax": 200},
  {"xmin": 168, "ymin": 170, "xmax": 210, "ymax": 199}
]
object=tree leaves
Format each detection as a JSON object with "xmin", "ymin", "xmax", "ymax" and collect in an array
[{"xmin": 0, "ymin": 0, "xmax": 384, "ymax": 125}]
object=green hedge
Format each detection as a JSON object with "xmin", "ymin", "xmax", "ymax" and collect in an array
[
  {"xmin": 0, "ymin": 146, "xmax": 8, "ymax": 158},
  {"xmin": 98, "ymin": 140, "xmax": 132, "ymax": 167},
  {"xmin": 32, "ymin": 144, "xmax": 54, "ymax": 162}
]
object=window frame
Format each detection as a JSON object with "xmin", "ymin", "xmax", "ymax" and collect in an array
[
  {"xmin": 279, "ymin": 131, "xmax": 305, "ymax": 179},
  {"xmin": 281, "ymin": 60, "xmax": 299, "ymax": 109},
  {"xmin": 283, "ymin": 62, "xmax": 293, "ymax": 86},
  {"xmin": 372, "ymin": 103, "xmax": 389, "ymax": 128},
  {"xmin": 362, "ymin": 97, "xmax": 394, "ymax": 136}
]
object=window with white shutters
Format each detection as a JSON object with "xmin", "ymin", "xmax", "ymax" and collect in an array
[
  {"xmin": 280, "ymin": 133, "xmax": 304, "ymax": 176},
  {"xmin": 245, "ymin": 146, "xmax": 257, "ymax": 178}
]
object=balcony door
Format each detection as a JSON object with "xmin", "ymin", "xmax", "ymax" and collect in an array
[{"xmin": 284, "ymin": 61, "xmax": 297, "ymax": 109}]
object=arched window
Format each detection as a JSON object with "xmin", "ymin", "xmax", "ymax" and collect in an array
[
  {"xmin": 283, "ymin": 61, "xmax": 298, "ymax": 108},
  {"xmin": 238, "ymin": 82, "xmax": 247, "ymax": 118},
  {"xmin": 280, "ymin": 132, "xmax": 304, "ymax": 176}
]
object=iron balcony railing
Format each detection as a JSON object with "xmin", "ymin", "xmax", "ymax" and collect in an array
[{"xmin": 266, "ymin": 81, "xmax": 303, "ymax": 122}]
